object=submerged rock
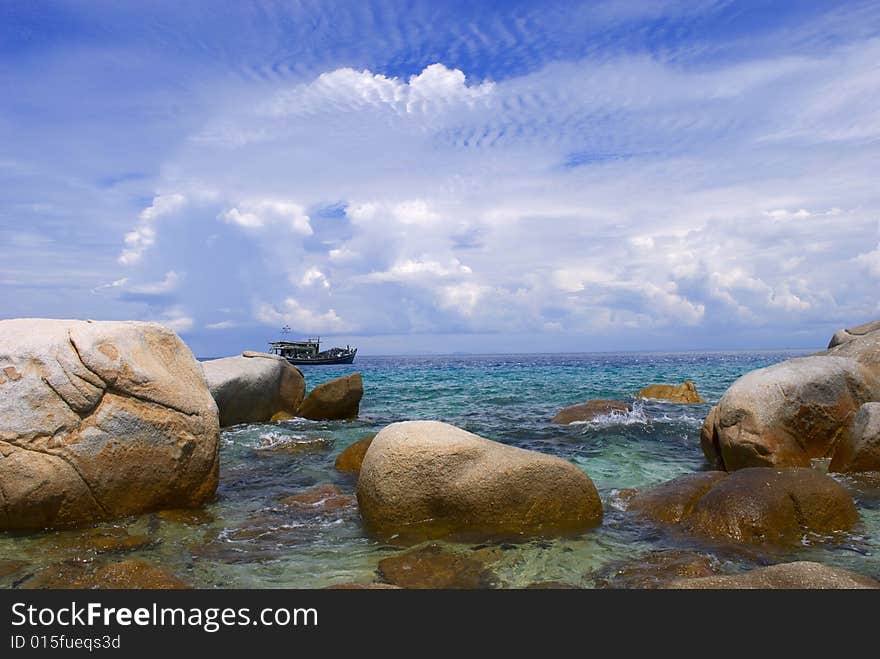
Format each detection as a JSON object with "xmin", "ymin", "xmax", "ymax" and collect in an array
[
  {"xmin": 551, "ymin": 399, "xmax": 633, "ymax": 424},
  {"xmin": 202, "ymin": 352, "xmax": 305, "ymax": 427},
  {"xmin": 334, "ymin": 434, "xmax": 376, "ymax": 473},
  {"xmin": 278, "ymin": 483, "xmax": 356, "ymax": 513},
  {"xmin": 701, "ymin": 356, "xmax": 879, "ymax": 471},
  {"xmin": 0, "ymin": 318, "xmax": 220, "ymax": 531},
  {"xmin": 22, "ymin": 559, "xmax": 189, "ymax": 589},
  {"xmin": 830, "ymin": 402, "xmax": 880, "ymax": 473},
  {"xmin": 636, "ymin": 381, "xmax": 703, "ymax": 403},
  {"xmin": 377, "ymin": 544, "xmax": 499, "ymax": 589},
  {"xmin": 253, "ymin": 435, "xmax": 333, "ymax": 455},
  {"xmin": 627, "ymin": 468, "xmax": 858, "ymax": 546},
  {"xmin": 157, "ymin": 508, "xmax": 215, "ymax": 526},
  {"xmin": 298, "ymin": 373, "xmax": 363, "ymax": 420},
  {"xmin": 594, "ymin": 550, "xmax": 717, "ymax": 589},
  {"xmin": 0, "ymin": 559, "xmax": 28, "ymax": 580},
  {"xmin": 666, "ymin": 561, "xmax": 879, "ymax": 589},
  {"xmin": 74, "ymin": 527, "xmax": 157, "ymax": 554},
  {"xmin": 357, "ymin": 420, "xmax": 603, "ymax": 542}
]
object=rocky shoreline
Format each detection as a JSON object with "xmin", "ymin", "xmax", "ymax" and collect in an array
[{"xmin": 1, "ymin": 317, "xmax": 879, "ymax": 589}]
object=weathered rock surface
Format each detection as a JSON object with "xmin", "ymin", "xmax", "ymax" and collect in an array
[
  {"xmin": 0, "ymin": 319, "xmax": 220, "ymax": 530},
  {"xmin": 334, "ymin": 434, "xmax": 375, "ymax": 473},
  {"xmin": 830, "ymin": 402, "xmax": 880, "ymax": 473},
  {"xmin": 357, "ymin": 421, "xmax": 603, "ymax": 542},
  {"xmin": 700, "ymin": 356, "xmax": 880, "ymax": 471},
  {"xmin": 298, "ymin": 373, "xmax": 363, "ymax": 420},
  {"xmin": 278, "ymin": 483, "xmax": 356, "ymax": 513},
  {"xmin": 822, "ymin": 324, "xmax": 880, "ymax": 374},
  {"xmin": 627, "ymin": 472, "xmax": 727, "ymax": 524},
  {"xmin": 667, "ymin": 561, "xmax": 879, "ymax": 589},
  {"xmin": 636, "ymin": 381, "xmax": 703, "ymax": 403},
  {"xmin": 594, "ymin": 550, "xmax": 717, "ymax": 589},
  {"xmin": 22, "ymin": 559, "xmax": 190, "ymax": 589},
  {"xmin": 551, "ymin": 399, "xmax": 633, "ymax": 424},
  {"xmin": 377, "ymin": 544, "xmax": 499, "ymax": 589},
  {"xmin": 202, "ymin": 352, "xmax": 305, "ymax": 426},
  {"xmin": 827, "ymin": 319, "xmax": 880, "ymax": 349},
  {"xmin": 74, "ymin": 527, "xmax": 156, "ymax": 554},
  {"xmin": 0, "ymin": 560, "xmax": 28, "ymax": 580},
  {"xmin": 627, "ymin": 468, "xmax": 858, "ymax": 546}
]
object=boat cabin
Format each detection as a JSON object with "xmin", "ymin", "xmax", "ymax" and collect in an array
[{"xmin": 269, "ymin": 338, "xmax": 322, "ymax": 360}]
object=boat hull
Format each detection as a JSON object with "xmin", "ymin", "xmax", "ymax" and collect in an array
[{"xmin": 284, "ymin": 351, "xmax": 357, "ymax": 366}]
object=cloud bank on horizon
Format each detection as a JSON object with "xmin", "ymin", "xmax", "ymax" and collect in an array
[{"xmin": 1, "ymin": 0, "xmax": 879, "ymax": 355}]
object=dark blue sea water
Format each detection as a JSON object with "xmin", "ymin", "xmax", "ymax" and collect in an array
[{"xmin": 3, "ymin": 351, "xmax": 879, "ymax": 588}]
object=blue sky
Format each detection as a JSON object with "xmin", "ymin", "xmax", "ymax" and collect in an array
[{"xmin": 2, "ymin": 1, "xmax": 879, "ymax": 356}]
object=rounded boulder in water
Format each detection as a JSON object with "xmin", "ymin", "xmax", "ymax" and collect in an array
[
  {"xmin": 357, "ymin": 420, "xmax": 603, "ymax": 542},
  {"xmin": 0, "ymin": 318, "xmax": 220, "ymax": 531}
]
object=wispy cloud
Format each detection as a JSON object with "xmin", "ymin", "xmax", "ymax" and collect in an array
[{"xmin": 2, "ymin": 1, "xmax": 879, "ymax": 353}]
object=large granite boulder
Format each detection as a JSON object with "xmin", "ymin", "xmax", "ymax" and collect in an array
[
  {"xmin": 830, "ymin": 402, "xmax": 880, "ymax": 473},
  {"xmin": 700, "ymin": 356, "xmax": 879, "ymax": 471},
  {"xmin": 357, "ymin": 421, "xmax": 603, "ymax": 542},
  {"xmin": 636, "ymin": 381, "xmax": 703, "ymax": 403},
  {"xmin": 667, "ymin": 561, "xmax": 879, "ymax": 589},
  {"xmin": 626, "ymin": 468, "xmax": 858, "ymax": 546},
  {"xmin": 0, "ymin": 319, "xmax": 219, "ymax": 530},
  {"xmin": 202, "ymin": 351, "xmax": 305, "ymax": 426},
  {"xmin": 827, "ymin": 319, "xmax": 880, "ymax": 349},
  {"xmin": 551, "ymin": 399, "xmax": 632, "ymax": 424},
  {"xmin": 298, "ymin": 373, "xmax": 363, "ymax": 420},
  {"xmin": 822, "ymin": 322, "xmax": 880, "ymax": 374}
]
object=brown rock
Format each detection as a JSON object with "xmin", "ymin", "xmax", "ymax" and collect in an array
[
  {"xmin": 334, "ymin": 434, "xmax": 375, "ymax": 473},
  {"xmin": 92, "ymin": 560, "xmax": 189, "ymax": 589},
  {"xmin": 357, "ymin": 421, "xmax": 603, "ymax": 542},
  {"xmin": 0, "ymin": 559, "xmax": 27, "ymax": 579},
  {"xmin": 551, "ymin": 399, "xmax": 633, "ymax": 424},
  {"xmin": 700, "ymin": 356, "xmax": 879, "ymax": 471},
  {"xmin": 636, "ymin": 381, "xmax": 703, "ymax": 403},
  {"xmin": 685, "ymin": 468, "xmax": 858, "ymax": 545},
  {"xmin": 377, "ymin": 544, "xmax": 499, "ymax": 589},
  {"xmin": 0, "ymin": 319, "xmax": 219, "ymax": 531},
  {"xmin": 594, "ymin": 550, "xmax": 717, "ymax": 589},
  {"xmin": 278, "ymin": 483, "xmax": 356, "ymax": 513},
  {"xmin": 157, "ymin": 508, "xmax": 215, "ymax": 526},
  {"xmin": 298, "ymin": 374, "xmax": 363, "ymax": 420},
  {"xmin": 75, "ymin": 527, "xmax": 156, "ymax": 554},
  {"xmin": 253, "ymin": 436, "xmax": 333, "ymax": 455},
  {"xmin": 667, "ymin": 561, "xmax": 879, "ymax": 589},
  {"xmin": 627, "ymin": 472, "xmax": 728, "ymax": 524},
  {"xmin": 202, "ymin": 352, "xmax": 305, "ymax": 427},
  {"xmin": 22, "ymin": 559, "xmax": 189, "ymax": 589},
  {"xmin": 830, "ymin": 402, "xmax": 880, "ymax": 473}
]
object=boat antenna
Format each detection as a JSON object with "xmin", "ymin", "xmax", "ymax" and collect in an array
[{"xmin": 281, "ymin": 325, "xmax": 291, "ymax": 336}]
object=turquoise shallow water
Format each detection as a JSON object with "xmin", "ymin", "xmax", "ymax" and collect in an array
[{"xmin": 3, "ymin": 350, "xmax": 880, "ymax": 588}]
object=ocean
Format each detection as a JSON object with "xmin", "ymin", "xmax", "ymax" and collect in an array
[{"xmin": 3, "ymin": 350, "xmax": 879, "ymax": 588}]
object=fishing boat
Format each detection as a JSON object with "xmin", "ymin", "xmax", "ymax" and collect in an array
[{"xmin": 268, "ymin": 328, "xmax": 357, "ymax": 365}]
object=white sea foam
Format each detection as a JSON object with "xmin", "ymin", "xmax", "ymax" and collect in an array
[{"xmin": 569, "ymin": 402, "xmax": 651, "ymax": 428}]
